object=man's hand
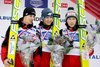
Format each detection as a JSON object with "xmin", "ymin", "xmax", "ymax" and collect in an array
[{"xmin": 4, "ymin": 58, "xmax": 11, "ymax": 67}]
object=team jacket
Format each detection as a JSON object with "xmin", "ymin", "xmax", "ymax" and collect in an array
[
  {"xmin": 1, "ymin": 17, "xmax": 39, "ymax": 67},
  {"xmin": 62, "ymin": 28, "xmax": 80, "ymax": 55},
  {"xmin": 37, "ymin": 26, "xmax": 52, "ymax": 52}
]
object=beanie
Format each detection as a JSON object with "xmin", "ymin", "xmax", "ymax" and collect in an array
[
  {"xmin": 23, "ymin": 7, "xmax": 36, "ymax": 17},
  {"xmin": 41, "ymin": 8, "xmax": 53, "ymax": 19},
  {"xmin": 65, "ymin": 7, "xmax": 77, "ymax": 19}
]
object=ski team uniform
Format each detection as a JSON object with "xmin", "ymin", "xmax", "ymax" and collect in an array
[
  {"xmin": 1, "ymin": 18, "xmax": 39, "ymax": 67},
  {"xmin": 62, "ymin": 28, "xmax": 81, "ymax": 67},
  {"xmin": 33, "ymin": 7, "xmax": 64, "ymax": 67},
  {"xmin": 34, "ymin": 26, "xmax": 52, "ymax": 67}
]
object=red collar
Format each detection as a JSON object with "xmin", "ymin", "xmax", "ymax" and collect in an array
[
  {"xmin": 69, "ymin": 27, "xmax": 74, "ymax": 31},
  {"xmin": 44, "ymin": 26, "xmax": 50, "ymax": 30},
  {"xmin": 22, "ymin": 25, "xmax": 28, "ymax": 29}
]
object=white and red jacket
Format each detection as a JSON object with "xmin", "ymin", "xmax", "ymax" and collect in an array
[
  {"xmin": 37, "ymin": 26, "xmax": 52, "ymax": 52},
  {"xmin": 62, "ymin": 28, "xmax": 80, "ymax": 55}
]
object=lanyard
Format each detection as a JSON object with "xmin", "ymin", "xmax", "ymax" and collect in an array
[
  {"xmin": 66, "ymin": 29, "xmax": 77, "ymax": 41},
  {"xmin": 38, "ymin": 26, "xmax": 50, "ymax": 41},
  {"xmin": 18, "ymin": 28, "xmax": 28, "ymax": 37},
  {"xmin": 40, "ymin": 29, "xmax": 49, "ymax": 41}
]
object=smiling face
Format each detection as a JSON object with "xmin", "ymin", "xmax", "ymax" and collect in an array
[
  {"xmin": 43, "ymin": 16, "xmax": 53, "ymax": 25},
  {"xmin": 23, "ymin": 15, "xmax": 35, "ymax": 25},
  {"xmin": 66, "ymin": 17, "xmax": 77, "ymax": 28}
]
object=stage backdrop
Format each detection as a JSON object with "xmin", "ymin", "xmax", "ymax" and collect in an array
[{"xmin": 0, "ymin": 0, "xmax": 100, "ymax": 67}]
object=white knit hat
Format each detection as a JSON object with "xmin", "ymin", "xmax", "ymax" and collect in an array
[{"xmin": 65, "ymin": 7, "xmax": 77, "ymax": 19}]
